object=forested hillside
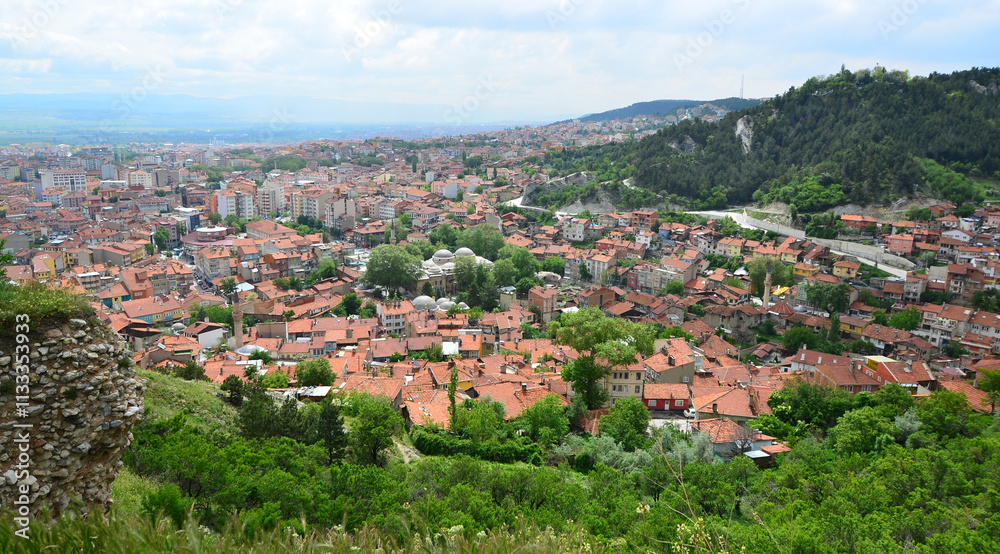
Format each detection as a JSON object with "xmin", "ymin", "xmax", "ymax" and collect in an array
[{"xmin": 544, "ymin": 67, "xmax": 1000, "ymax": 211}]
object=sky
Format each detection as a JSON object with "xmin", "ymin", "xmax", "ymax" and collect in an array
[{"xmin": 0, "ymin": 0, "xmax": 997, "ymax": 124}]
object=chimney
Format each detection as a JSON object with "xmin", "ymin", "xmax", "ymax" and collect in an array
[
  {"xmin": 521, "ymin": 382, "xmax": 528, "ymax": 392},
  {"xmin": 346, "ymin": 328, "xmax": 353, "ymax": 339},
  {"xmin": 712, "ymin": 403, "xmax": 718, "ymax": 414},
  {"xmin": 818, "ymin": 356, "xmax": 822, "ymax": 364}
]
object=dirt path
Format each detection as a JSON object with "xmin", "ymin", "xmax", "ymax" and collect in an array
[{"xmin": 395, "ymin": 439, "xmax": 422, "ymax": 464}]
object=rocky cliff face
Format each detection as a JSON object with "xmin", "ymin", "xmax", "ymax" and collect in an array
[
  {"xmin": 0, "ymin": 317, "xmax": 144, "ymax": 517},
  {"xmin": 735, "ymin": 115, "xmax": 754, "ymax": 154}
]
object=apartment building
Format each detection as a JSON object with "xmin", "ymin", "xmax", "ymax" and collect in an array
[{"xmin": 40, "ymin": 169, "xmax": 87, "ymax": 192}]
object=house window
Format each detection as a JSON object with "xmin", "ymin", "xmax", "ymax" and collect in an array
[
  {"xmin": 634, "ymin": 385, "xmax": 640, "ymax": 394},
  {"xmin": 648, "ymin": 400, "xmax": 656, "ymax": 407},
  {"xmin": 674, "ymin": 399, "xmax": 684, "ymax": 408},
  {"xmin": 681, "ymin": 376, "xmax": 690, "ymax": 383},
  {"xmin": 635, "ymin": 372, "xmax": 641, "ymax": 381}
]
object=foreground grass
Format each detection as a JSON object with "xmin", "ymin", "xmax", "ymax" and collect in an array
[
  {"xmin": 0, "ymin": 511, "xmax": 612, "ymax": 554},
  {"xmin": 110, "ymin": 468, "xmax": 160, "ymax": 517},
  {"xmin": 139, "ymin": 369, "xmax": 237, "ymax": 433}
]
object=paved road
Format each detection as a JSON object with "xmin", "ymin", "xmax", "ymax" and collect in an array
[
  {"xmin": 688, "ymin": 210, "xmax": 909, "ymax": 279},
  {"xmin": 505, "ymin": 196, "xmax": 573, "ymax": 218},
  {"xmin": 503, "ymin": 202, "xmax": 910, "ymax": 279}
]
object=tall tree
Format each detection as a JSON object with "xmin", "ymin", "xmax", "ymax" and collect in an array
[
  {"xmin": 828, "ymin": 312, "xmax": 841, "ymax": 344},
  {"xmin": 804, "ymin": 281, "xmax": 852, "ymax": 314},
  {"xmin": 315, "ymin": 398, "xmax": 348, "ymax": 465},
  {"xmin": 978, "ymin": 369, "xmax": 1000, "ymax": 414},
  {"xmin": 453, "ymin": 256, "xmax": 478, "ymax": 291},
  {"xmin": 447, "ymin": 364, "xmax": 459, "ymax": 431},
  {"xmin": 237, "ymin": 387, "xmax": 277, "ymax": 439},
  {"xmin": 362, "ymin": 244, "xmax": 422, "ymax": 292},
  {"xmin": 220, "ymin": 277, "xmax": 238, "ymax": 300},
  {"xmin": 491, "ymin": 258, "xmax": 518, "ymax": 287},
  {"xmin": 349, "ymin": 395, "xmax": 404, "ymax": 466},
  {"xmin": 551, "ymin": 308, "xmax": 655, "ymax": 409},
  {"xmin": 888, "ymin": 306, "xmax": 921, "ymax": 331},
  {"xmin": 747, "ymin": 257, "xmax": 794, "ymax": 296},
  {"xmin": 599, "ymin": 397, "xmax": 651, "ymax": 452},
  {"xmin": 456, "ymin": 224, "xmax": 505, "ymax": 260},
  {"xmin": 153, "ymin": 226, "xmax": 171, "ymax": 251},
  {"xmin": 517, "ymin": 394, "xmax": 569, "ymax": 446},
  {"xmin": 296, "ymin": 358, "xmax": 335, "ymax": 387}
]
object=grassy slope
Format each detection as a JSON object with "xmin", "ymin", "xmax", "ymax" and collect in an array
[
  {"xmin": 138, "ymin": 369, "xmax": 237, "ymax": 433},
  {"xmin": 110, "ymin": 370, "xmax": 238, "ymax": 518}
]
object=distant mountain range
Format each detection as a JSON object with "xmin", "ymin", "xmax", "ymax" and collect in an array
[{"xmin": 562, "ymin": 97, "xmax": 764, "ymax": 124}]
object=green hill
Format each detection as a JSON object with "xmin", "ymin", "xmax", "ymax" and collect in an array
[
  {"xmin": 560, "ymin": 96, "xmax": 762, "ymax": 123},
  {"xmin": 544, "ymin": 67, "xmax": 1000, "ymax": 211}
]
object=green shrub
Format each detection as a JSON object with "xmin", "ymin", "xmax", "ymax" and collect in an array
[
  {"xmin": 410, "ymin": 426, "xmax": 542, "ymax": 464},
  {"xmin": 140, "ymin": 484, "xmax": 194, "ymax": 528},
  {"xmin": 0, "ymin": 282, "xmax": 94, "ymax": 332}
]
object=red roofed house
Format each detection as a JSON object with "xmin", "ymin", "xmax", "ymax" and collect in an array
[
  {"xmin": 528, "ymin": 286, "xmax": 559, "ymax": 323},
  {"xmin": 643, "ymin": 383, "xmax": 692, "ymax": 411},
  {"xmin": 691, "ymin": 417, "xmax": 780, "ymax": 459},
  {"xmin": 887, "ymin": 234, "xmax": 914, "ymax": 256}
]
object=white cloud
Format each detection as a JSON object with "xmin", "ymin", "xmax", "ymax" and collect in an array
[
  {"xmin": 0, "ymin": 58, "xmax": 51, "ymax": 73},
  {"xmin": 0, "ymin": 0, "xmax": 993, "ymax": 122}
]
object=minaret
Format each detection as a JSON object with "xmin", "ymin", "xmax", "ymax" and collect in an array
[
  {"xmin": 762, "ymin": 262, "xmax": 772, "ymax": 309},
  {"xmin": 232, "ymin": 294, "xmax": 244, "ymax": 349}
]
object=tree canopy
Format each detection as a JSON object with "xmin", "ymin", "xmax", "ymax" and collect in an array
[
  {"xmin": 551, "ymin": 308, "xmax": 655, "ymax": 409},
  {"xmin": 363, "ymin": 244, "xmax": 422, "ymax": 292}
]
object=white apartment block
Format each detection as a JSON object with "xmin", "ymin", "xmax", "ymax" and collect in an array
[
  {"xmin": 128, "ymin": 170, "xmax": 153, "ymax": 189},
  {"xmin": 40, "ymin": 169, "xmax": 87, "ymax": 192},
  {"xmin": 290, "ymin": 190, "xmax": 333, "ymax": 221},
  {"xmin": 325, "ymin": 196, "xmax": 356, "ymax": 229},
  {"xmin": 257, "ymin": 183, "xmax": 284, "ymax": 217},
  {"xmin": 217, "ymin": 190, "xmax": 256, "ymax": 219}
]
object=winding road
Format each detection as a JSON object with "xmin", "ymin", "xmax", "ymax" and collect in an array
[
  {"xmin": 688, "ymin": 210, "xmax": 909, "ymax": 279},
  {"xmin": 504, "ymin": 199, "xmax": 909, "ymax": 279}
]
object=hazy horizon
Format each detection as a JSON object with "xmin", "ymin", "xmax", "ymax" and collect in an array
[{"xmin": 1, "ymin": 0, "xmax": 995, "ymax": 129}]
